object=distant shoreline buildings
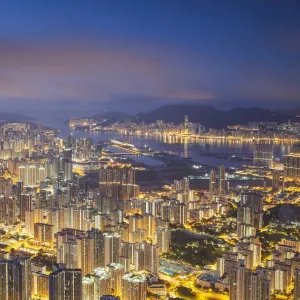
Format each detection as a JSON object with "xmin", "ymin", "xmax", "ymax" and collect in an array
[{"xmin": 69, "ymin": 116, "xmax": 300, "ymax": 143}]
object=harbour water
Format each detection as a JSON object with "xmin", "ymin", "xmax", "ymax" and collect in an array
[{"xmin": 65, "ymin": 129, "xmax": 293, "ymax": 168}]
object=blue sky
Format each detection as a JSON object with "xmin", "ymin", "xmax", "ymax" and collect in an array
[{"xmin": 0, "ymin": 0, "xmax": 299, "ymax": 121}]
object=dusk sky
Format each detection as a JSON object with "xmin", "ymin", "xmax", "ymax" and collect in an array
[{"xmin": 1, "ymin": 0, "xmax": 300, "ymax": 123}]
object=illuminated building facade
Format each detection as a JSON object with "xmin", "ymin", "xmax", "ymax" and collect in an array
[
  {"xmin": 284, "ymin": 152, "xmax": 300, "ymax": 178},
  {"xmin": 49, "ymin": 268, "xmax": 82, "ymax": 300},
  {"xmin": 254, "ymin": 142, "xmax": 273, "ymax": 168},
  {"xmin": 0, "ymin": 257, "xmax": 31, "ymax": 300},
  {"xmin": 218, "ymin": 165, "xmax": 226, "ymax": 193},
  {"xmin": 122, "ymin": 273, "xmax": 147, "ymax": 300},
  {"xmin": 209, "ymin": 169, "xmax": 217, "ymax": 193},
  {"xmin": 272, "ymin": 169, "xmax": 280, "ymax": 191},
  {"xmin": 34, "ymin": 223, "xmax": 54, "ymax": 244}
]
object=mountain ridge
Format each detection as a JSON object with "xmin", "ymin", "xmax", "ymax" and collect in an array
[
  {"xmin": 0, "ymin": 112, "xmax": 35, "ymax": 123},
  {"xmin": 89, "ymin": 104, "xmax": 298, "ymax": 129},
  {"xmin": 133, "ymin": 104, "xmax": 295, "ymax": 128}
]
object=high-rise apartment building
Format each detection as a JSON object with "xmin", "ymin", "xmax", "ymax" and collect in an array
[
  {"xmin": 16, "ymin": 181, "xmax": 23, "ymax": 204},
  {"xmin": 272, "ymin": 169, "xmax": 280, "ymax": 191},
  {"xmin": 49, "ymin": 268, "xmax": 82, "ymax": 300},
  {"xmin": 63, "ymin": 159, "xmax": 73, "ymax": 182},
  {"xmin": 18, "ymin": 166, "xmax": 27, "ymax": 185},
  {"xmin": 172, "ymin": 177, "xmax": 190, "ymax": 192},
  {"xmin": 107, "ymin": 263, "xmax": 125, "ymax": 297},
  {"xmin": 237, "ymin": 191, "xmax": 264, "ymax": 239},
  {"xmin": 241, "ymin": 191, "xmax": 264, "ymax": 212},
  {"xmin": 90, "ymin": 268, "xmax": 111, "ymax": 298},
  {"xmin": 28, "ymin": 165, "xmax": 37, "ymax": 186},
  {"xmin": 100, "ymin": 166, "xmax": 135, "ymax": 185},
  {"xmin": 143, "ymin": 242, "xmax": 159, "ymax": 275},
  {"xmin": 34, "ymin": 223, "xmax": 54, "ymax": 244},
  {"xmin": 32, "ymin": 271, "xmax": 49, "ymax": 300},
  {"xmin": 122, "ymin": 273, "xmax": 147, "ymax": 300},
  {"xmin": 38, "ymin": 167, "xmax": 46, "ymax": 183},
  {"xmin": 18, "ymin": 164, "xmax": 46, "ymax": 186},
  {"xmin": 218, "ymin": 165, "xmax": 226, "ymax": 194},
  {"xmin": 284, "ymin": 152, "xmax": 300, "ymax": 178},
  {"xmin": 0, "ymin": 257, "xmax": 31, "ymax": 300},
  {"xmin": 56, "ymin": 229, "xmax": 96, "ymax": 275},
  {"xmin": 209, "ymin": 169, "xmax": 217, "ymax": 193},
  {"xmin": 143, "ymin": 214, "xmax": 156, "ymax": 240},
  {"xmin": 20, "ymin": 193, "xmax": 33, "ymax": 221},
  {"xmin": 230, "ymin": 260, "xmax": 271, "ymax": 300},
  {"xmin": 233, "ymin": 239, "xmax": 262, "ymax": 269},
  {"xmin": 103, "ymin": 232, "xmax": 121, "ymax": 266},
  {"xmin": 217, "ymin": 252, "xmax": 238, "ymax": 277},
  {"xmin": 0, "ymin": 195, "xmax": 17, "ymax": 225},
  {"xmin": 154, "ymin": 226, "xmax": 171, "ymax": 254},
  {"xmin": 254, "ymin": 142, "xmax": 273, "ymax": 168}
]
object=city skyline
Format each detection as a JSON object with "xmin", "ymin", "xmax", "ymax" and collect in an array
[
  {"xmin": 0, "ymin": 113, "xmax": 300, "ymax": 299},
  {"xmin": 0, "ymin": 2, "xmax": 300, "ymax": 300}
]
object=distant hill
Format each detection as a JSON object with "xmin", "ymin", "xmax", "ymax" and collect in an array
[
  {"xmin": 136, "ymin": 104, "xmax": 295, "ymax": 128},
  {"xmin": 0, "ymin": 112, "xmax": 34, "ymax": 123},
  {"xmin": 93, "ymin": 111, "xmax": 131, "ymax": 122}
]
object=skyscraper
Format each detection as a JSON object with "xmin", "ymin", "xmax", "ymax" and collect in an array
[
  {"xmin": 107, "ymin": 263, "xmax": 125, "ymax": 297},
  {"xmin": 143, "ymin": 242, "xmax": 159, "ymax": 275},
  {"xmin": 34, "ymin": 223, "xmax": 54, "ymax": 244},
  {"xmin": 91, "ymin": 267, "xmax": 111, "ymax": 298},
  {"xmin": 56, "ymin": 229, "xmax": 95, "ymax": 275},
  {"xmin": 18, "ymin": 166, "xmax": 27, "ymax": 185},
  {"xmin": 28, "ymin": 165, "xmax": 37, "ymax": 186},
  {"xmin": 6, "ymin": 196, "xmax": 17, "ymax": 225},
  {"xmin": 16, "ymin": 181, "xmax": 23, "ymax": 205},
  {"xmin": 272, "ymin": 169, "xmax": 280, "ymax": 191},
  {"xmin": 122, "ymin": 273, "xmax": 147, "ymax": 300},
  {"xmin": 32, "ymin": 271, "xmax": 49, "ymax": 299},
  {"xmin": 20, "ymin": 194, "xmax": 33, "ymax": 221},
  {"xmin": 103, "ymin": 232, "xmax": 121, "ymax": 266},
  {"xmin": 238, "ymin": 191, "xmax": 264, "ymax": 239},
  {"xmin": 38, "ymin": 167, "xmax": 46, "ymax": 183},
  {"xmin": 49, "ymin": 268, "xmax": 82, "ymax": 300},
  {"xmin": 0, "ymin": 257, "xmax": 31, "ymax": 300},
  {"xmin": 241, "ymin": 191, "xmax": 264, "ymax": 212},
  {"xmin": 230, "ymin": 260, "xmax": 271, "ymax": 300},
  {"xmin": 63, "ymin": 159, "xmax": 73, "ymax": 182},
  {"xmin": 254, "ymin": 142, "xmax": 273, "ymax": 168},
  {"xmin": 154, "ymin": 226, "xmax": 171, "ymax": 254},
  {"xmin": 284, "ymin": 152, "xmax": 300, "ymax": 178},
  {"xmin": 209, "ymin": 169, "xmax": 217, "ymax": 193},
  {"xmin": 100, "ymin": 166, "xmax": 135, "ymax": 185},
  {"xmin": 174, "ymin": 202, "xmax": 187, "ymax": 225},
  {"xmin": 218, "ymin": 165, "xmax": 226, "ymax": 194}
]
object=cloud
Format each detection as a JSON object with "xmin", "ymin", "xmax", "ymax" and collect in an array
[
  {"xmin": 0, "ymin": 34, "xmax": 299, "ymax": 120},
  {"xmin": 0, "ymin": 38, "xmax": 214, "ymax": 103},
  {"xmin": 162, "ymin": 90, "xmax": 214, "ymax": 101}
]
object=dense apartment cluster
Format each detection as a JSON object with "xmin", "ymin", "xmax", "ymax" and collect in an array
[
  {"xmin": 215, "ymin": 236, "xmax": 300, "ymax": 299},
  {"xmin": 199, "ymin": 173, "xmax": 300, "ymax": 300},
  {"xmin": 1, "ymin": 120, "xmax": 300, "ymax": 300},
  {"xmin": 0, "ymin": 123, "xmax": 172, "ymax": 300}
]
